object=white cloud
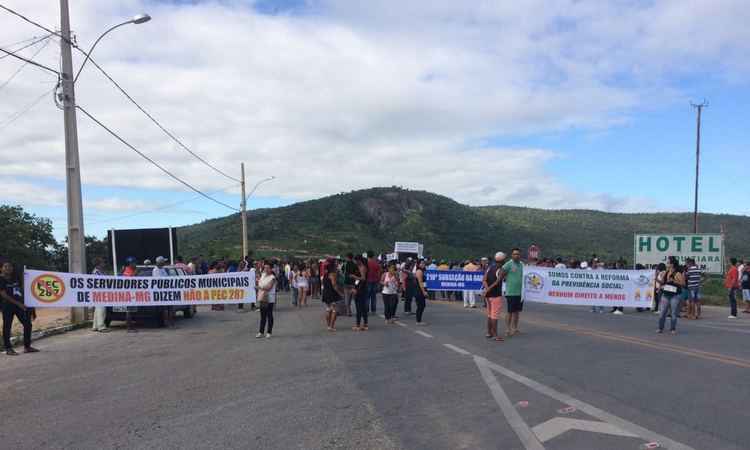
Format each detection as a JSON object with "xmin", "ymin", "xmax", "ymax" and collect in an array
[
  {"xmin": 0, "ymin": 0, "xmax": 747, "ymax": 213},
  {"xmin": 0, "ymin": 178, "xmax": 65, "ymax": 206},
  {"xmin": 85, "ymin": 197, "xmax": 150, "ymax": 212}
]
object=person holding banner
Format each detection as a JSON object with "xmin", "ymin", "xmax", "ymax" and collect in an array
[
  {"xmin": 657, "ymin": 257, "xmax": 686, "ymax": 334},
  {"xmin": 500, "ymin": 248, "xmax": 524, "ymax": 337},
  {"xmin": 91, "ymin": 258, "xmax": 110, "ymax": 333},
  {"xmin": 1, "ymin": 262, "xmax": 38, "ymax": 355},
  {"xmin": 463, "ymin": 259, "xmax": 479, "ymax": 308},
  {"xmin": 482, "ymin": 252, "xmax": 505, "ymax": 341}
]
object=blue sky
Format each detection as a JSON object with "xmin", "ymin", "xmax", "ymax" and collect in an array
[{"xmin": 1, "ymin": 0, "xmax": 749, "ymax": 241}]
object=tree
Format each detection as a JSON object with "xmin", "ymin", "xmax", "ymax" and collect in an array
[
  {"xmin": 0, "ymin": 205, "xmax": 57, "ymax": 270},
  {"xmin": 50, "ymin": 235, "xmax": 111, "ymax": 273}
]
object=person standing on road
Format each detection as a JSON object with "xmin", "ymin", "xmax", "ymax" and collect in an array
[
  {"xmin": 352, "ymin": 255, "xmax": 369, "ymax": 331},
  {"xmin": 152, "ymin": 256, "xmax": 176, "ymax": 327},
  {"xmin": 685, "ymin": 258, "xmax": 704, "ymax": 320},
  {"xmin": 342, "ymin": 253, "xmax": 357, "ymax": 317},
  {"xmin": 402, "ymin": 261, "xmax": 417, "ymax": 315},
  {"xmin": 297, "ymin": 265, "xmax": 309, "ymax": 307},
  {"xmin": 725, "ymin": 258, "xmax": 740, "ymax": 319},
  {"xmin": 91, "ymin": 257, "xmax": 110, "ymax": 333},
  {"xmin": 256, "ymin": 262, "xmax": 277, "ymax": 338},
  {"xmin": 482, "ymin": 252, "xmax": 505, "ymax": 342},
  {"xmin": 381, "ymin": 262, "xmax": 400, "ymax": 324},
  {"xmin": 463, "ymin": 259, "xmax": 479, "ymax": 308},
  {"xmin": 657, "ymin": 257, "xmax": 685, "ymax": 334},
  {"xmin": 500, "ymin": 248, "xmax": 524, "ymax": 337},
  {"xmin": 290, "ymin": 264, "xmax": 299, "ymax": 307},
  {"xmin": 322, "ymin": 260, "xmax": 344, "ymax": 332},
  {"xmin": 366, "ymin": 251, "xmax": 382, "ymax": 313},
  {"xmin": 1, "ymin": 262, "xmax": 38, "ymax": 355},
  {"xmin": 414, "ymin": 260, "xmax": 428, "ymax": 326},
  {"xmin": 742, "ymin": 264, "xmax": 750, "ymax": 315}
]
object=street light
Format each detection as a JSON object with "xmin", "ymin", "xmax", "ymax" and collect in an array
[
  {"xmin": 240, "ymin": 165, "xmax": 275, "ymax": 258},
  {"xmin": 74, "ymin": 13, "xmax": 151, "ymax": 83},
  {"xmin": 58, "ymin": 4, "xmax": 151, "ymax": 325}
]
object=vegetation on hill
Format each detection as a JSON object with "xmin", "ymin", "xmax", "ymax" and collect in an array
[{"xmin": 176, "ymin": 187, "xmax": 750, "ymax": 262}]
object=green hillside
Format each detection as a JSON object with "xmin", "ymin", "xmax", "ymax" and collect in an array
[{"xmin": 177, "ymin": 187, "xmax": 750, "ymax": 262}]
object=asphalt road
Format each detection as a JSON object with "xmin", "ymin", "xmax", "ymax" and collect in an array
[{"xmin": 2, "ymin": 295, "xmax": 749, "ymax": 450}]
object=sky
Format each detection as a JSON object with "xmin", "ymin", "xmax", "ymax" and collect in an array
[{"xmin": 1, "ymin": 0, "xmax": 749, "ymax": 241}]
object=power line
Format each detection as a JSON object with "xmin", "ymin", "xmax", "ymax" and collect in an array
[
  {"xmin": 0, "ymin": 86, "xmax": 55, "ymax": 131},
  {"xmin": 0, "ymin": 35, "xmax": 53, "ymax": 92},
  {"xmin": 0, "ymin": 45, "xmax": 59, "ymax": 75},
  {"xmin": 0, "ymin": 4, "xmax": 66, "ymax": 43},
  {"xmin": 82, "ymin": 56, "xmax": 241, "ymax": 183},
  {"xmin": 1, "ymin": 34, "xmax": 47, "ymax": 48},
  {"xmin": 86, "ymin": 183, "xmax": 240, "ymax": 225},
  {"xmin": 76, "ymin": 104, "xmax": 239, "ymax": 212},
  {"xmin": 0, "ymin": 33, "xmax": 52, "ymax": 59}
]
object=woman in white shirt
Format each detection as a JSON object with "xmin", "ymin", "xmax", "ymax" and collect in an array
[
  {"xmin": 381, "ymin": 262, "xmax": 401, "ymax": 324},
  {"xmin": 256, "ymin": 262, "xmax": 277, "ymax": 338},
  {"xmin": 296, "ymin": 266, "xmax": 309, "ymax": 307}
]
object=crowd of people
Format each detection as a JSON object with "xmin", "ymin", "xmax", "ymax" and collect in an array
[{"xmin": 2, "ymin": 248, "xmax": 749, "ymax": 354}]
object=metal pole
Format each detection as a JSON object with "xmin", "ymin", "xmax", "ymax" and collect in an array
[
  {"xmin": 60, "ymin": 0, "xmax": 86, "ymax": 324},
  {"xmin": 691, "ymin": 101, "xmax": 707, "ymax": 234},
  {"xmin": 241, "ymin": 162, "xmax": 248, "ymax": 259}
]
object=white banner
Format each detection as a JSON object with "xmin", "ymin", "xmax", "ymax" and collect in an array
[
  {"xmin": 523, "ymin": 267, "xmax": 656, "ymax": 308},
  {"xmin": 24, "ymin": 269, "xmax": 256, "ymax": 308}
]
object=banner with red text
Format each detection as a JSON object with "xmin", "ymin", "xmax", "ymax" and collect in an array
[
  {"xmin": 522, "ymin": 267, "xmax": 656, "ymax": 307},
  {"xmin": 23, "ymin": 269, "xmax": 256, "ymax": 308}
]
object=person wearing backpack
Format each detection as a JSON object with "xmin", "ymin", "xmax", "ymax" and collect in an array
[{"xmin": 657, "ymin": 257, "xmax": 685, "ymax": 335}]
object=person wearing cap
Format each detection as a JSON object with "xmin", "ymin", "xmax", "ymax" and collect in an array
[
  {"xmin": 91, "ymin": 257, "xmax": 110, "ymax": 333},
  {"xmin": 153, "ymin": 257, "xmax": 174, "ymax": 327},
  {"xmin": 482, "ymin": 252, "xmax": 506, "ymax": 341}
]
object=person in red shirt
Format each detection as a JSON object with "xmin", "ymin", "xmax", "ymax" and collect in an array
[
  {"xmin": 366, "ymin": 250, "xmax": 382, "ymax": 313},
  {"xmin": 725, "ymin": 257, "xmax": 740, "ymax": 318}
]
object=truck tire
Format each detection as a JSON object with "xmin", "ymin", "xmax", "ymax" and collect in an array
[
  {"xmin": 155, "ymin": 309, "xmax": 166, "ymax": 328},
  {"xmin": 183, "ymin": 307, "xmax": 195, "ymax": 319}
]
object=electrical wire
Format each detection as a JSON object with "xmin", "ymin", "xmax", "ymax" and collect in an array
[
  {"xmin": 76, "ymin": 104, "xmax": 239, "ymax": 212},
  {"xmin": 83, "ymin": 56, "xmax": 241, "ymax": 183},
  {"xmin": 0, "ymin": 46, "xmax": 58, "ymax": 75},
  {"xmin": 86, "ymin": 183, "xmax": 240, "ymax": 225},
  {"xmin": 0, "ymin": 35, "xmax": 52, "ymax": 92},
  {"xmin": 0, "ymin": 33, "xmax": 52, "ymax": 60},
  {"xmin": 1, "ymin": 34, "xmax": 47, "ymax": 48},
  {"xmin": 0, "ymin": 86, "xmax": 55, "ymax": 131},
  {"xmin": 0, "ymin": 4, "xmax": 67, "ymax": 44}
]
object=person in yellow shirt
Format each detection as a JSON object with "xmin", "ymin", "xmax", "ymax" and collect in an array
[
  {"xmin": 463, "ymin": 259, "xmax": 480, "ymax": 308},
  {"xmin": 437, "ymin": 261, "xmax": 450, "ymax": 300}
]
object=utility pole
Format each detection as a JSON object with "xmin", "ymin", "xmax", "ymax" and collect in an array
[
  {"xmin": 691, "ymin": 100, "xmax": 708, "ymax": 234},
  {"xmin": 60, "ymin": 0, "xmax": 87, "ymax": 324},
  {"xmin": 240, "ymin": 162, "xmax": 248, "ymax": 259}
]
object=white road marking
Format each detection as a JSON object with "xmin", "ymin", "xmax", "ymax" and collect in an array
[
  {"xmin": 474, "ymin": 356, "xmax": 545, "ymax": 450},
  {"xmin": 476, "ymin": 356, "xmax": 695, "ymax": 450},
  {"xmin": 443, "ymin": 343, "xmax": 470, "ymax": 355},
  {"xmin": 532, "ymin": 417, "xmax": 638, "ymax": 443},
  {"xmin": 414, "ymin": 330, "xmax": 433, "ymax": 338}
]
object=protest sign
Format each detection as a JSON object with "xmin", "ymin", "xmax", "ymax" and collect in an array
[
  {"xmin": 425, "ymin": 270, "xmax": 484, "ymax": 291},
  {"xmin": 523, "ymin": 267, "xmax": 655, "ymax": 308},
  {"xmin": 634, "ymin": 233, "xmax": 723, "ymax": 274},
  {"xmin": 24, "ymin": 269, "xmax": 256, "ymax": 308}
]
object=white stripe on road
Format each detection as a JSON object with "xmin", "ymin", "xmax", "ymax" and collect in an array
[
  {"xmin": 414, "ymin": 330, "xmax": 433, "ymax": 338},
  {"xmin": 477, "ymin": 357, "xmax": 695, "ymax": 450},
  {"xmin": 532, "ymin": 417, "xmax": 638, "ymax": 443},
  {"xmin": 474, "ymin": 356, "xmax": 545, "ymax": 450},
  {"xmin": 443, "ymin": 343, "xmax": 471, "ymax": 355}
]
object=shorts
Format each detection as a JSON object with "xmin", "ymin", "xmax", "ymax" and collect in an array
[
  {"xmin": 743, "ymin": 290, "xmax": 750, "ymax": 302},
  {"xmin": 487, "ymin": 297, "xmax": 503, "ymax": 320},
  {"xmin": 506, "ymin": 295, "xmax": 523, "ymax": 313},
  {"xmin": 688, "ymin": 288, "xmax": 701, "ymax": 302},
  {"xmin": 324, "ymin": 300, "xmax": 343, "ymax": 312}
]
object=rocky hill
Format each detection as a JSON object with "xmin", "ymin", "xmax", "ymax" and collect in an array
[{"xmin": 177, "ymin": 187, "xmax": 750, "ymax": 261}]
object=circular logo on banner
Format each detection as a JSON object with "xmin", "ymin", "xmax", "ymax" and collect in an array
[
  {"xmin": 31, "ymin": 274, "xmax": 66, "ymax": 303},
  {"xmin": 524, "ymin": 272, "xmax": 544, "ymax": 291}
]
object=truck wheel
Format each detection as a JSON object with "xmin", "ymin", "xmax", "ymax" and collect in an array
[
  {"xmin": 184, "ymin": 307, "xmax": 194, "ymax": 319},
  {"xmin": 155, "ymin": 309, "xmax": 166, "ymax": 327}
]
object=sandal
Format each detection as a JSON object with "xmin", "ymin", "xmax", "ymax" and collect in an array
[{"xmin": 352, "ymin": 326, "xmax": 360, "ymax": 331}]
